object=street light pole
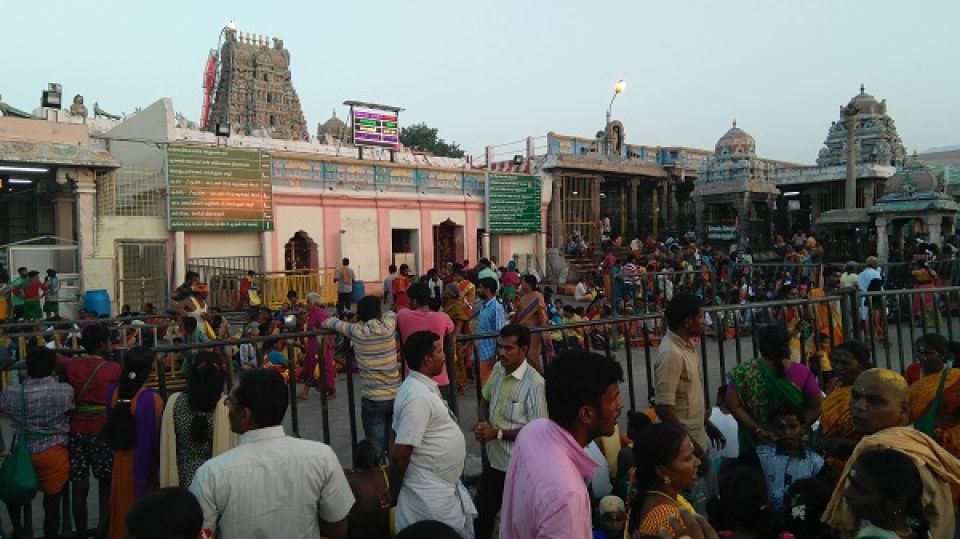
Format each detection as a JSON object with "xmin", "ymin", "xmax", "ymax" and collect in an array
[{"xmin": 605, "ymin": 80, "xmax": 626, "ymax": 154}]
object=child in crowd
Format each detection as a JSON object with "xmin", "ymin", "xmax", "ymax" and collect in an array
[
  {"xmin": 237, "ymin": 325, "xmax": 259, "ymax": 371},
  {"xmin": 344, "ymin": 439, "xmax": 391, "ymax": 539},
  {"xmin": 708, "ymin": 461, "xmax": 786, "ymax": 539},
  {"xmin": 756, "ymin": 405, "xmax": 825, "ymax": 511},
  {"xmin": 264, "ymin": 338, "xmax": 290, "ymax": 379},
  {"xmin": 553, "ymin": 304, "xmax": 584, "ymax": 350},
  {"xmin": 593, "ymin": 495, "xmax": 627, "ymax": 539}
]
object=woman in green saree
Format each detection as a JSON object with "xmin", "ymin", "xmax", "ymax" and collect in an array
[{"xmin": 725, "ymin": 324, "xmax": 824, "ymax": 458}]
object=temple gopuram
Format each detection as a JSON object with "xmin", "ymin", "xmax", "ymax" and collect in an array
[{"xmin": 205, "ymin": 26, "xmax": 309, "ymax": 140}]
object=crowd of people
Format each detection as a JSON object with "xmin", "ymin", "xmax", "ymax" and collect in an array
[
  {"xmin": 6, "ymin": 234, "xmax": 960, "ymax": 539},
  {"xmin": 0, "ymin": 267, "xmax": 62, "ymax": 322}
]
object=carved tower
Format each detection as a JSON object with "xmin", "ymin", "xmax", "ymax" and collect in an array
[{"xmin": 206, "ymin": 28, "xmax": 309, "ymax": 140}]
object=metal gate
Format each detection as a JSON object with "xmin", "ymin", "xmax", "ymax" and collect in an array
[
  {"xmin": 554, "ymin": 174, "xmax": 601, "ymax": 248},
  {"xmin": 116, "ymin": 240, "xmax": 168, "ymax": 312}
]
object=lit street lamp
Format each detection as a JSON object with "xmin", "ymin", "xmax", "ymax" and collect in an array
[
  {"xmin": 607, "ymin": 79, "xmax": 626, "ymax": 126},
  {"xmin": 605, "ymin": 79, "xmax": 626, "ymax": 153}
]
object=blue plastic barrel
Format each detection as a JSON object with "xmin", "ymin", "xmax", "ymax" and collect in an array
[
  {"xmin": 351, "ymin": 281, "xmax": 366, "ymax": 303},
  {"xmin": 83, "ymin": 289, "xmax": 111, "ymax": 317}
]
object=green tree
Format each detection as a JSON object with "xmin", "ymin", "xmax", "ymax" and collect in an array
[{"xmin": 399, "ymin": 122, "xmax": 465, "ymax": 158}]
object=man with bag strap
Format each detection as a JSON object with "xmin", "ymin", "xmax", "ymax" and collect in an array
[
  {"xmin": 0, "ymin": 346, "xmax": 74, "ymax": 539},
  {"xmin": 57, "ymin": 324, "xmax": 122, "ymax": 538}
]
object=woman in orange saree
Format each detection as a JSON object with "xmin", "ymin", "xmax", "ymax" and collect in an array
[
  {"xmin": 908, "ymin": 333, "xmax": 960, "ymax": 457},
  {"xmin": 514, "ymin": 274, "xmax": 549, "ymax": 371}
]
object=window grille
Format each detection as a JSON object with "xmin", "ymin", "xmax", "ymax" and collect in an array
[{"xmin": 96, "ymin": 169, "xmax": 166, "ymax": 217}]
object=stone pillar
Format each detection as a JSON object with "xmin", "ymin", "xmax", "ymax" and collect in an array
[
  {"xmin": 651, "ymin": 186, "xmax": 660, "ymax": 238},
  {"xmin": 261, "ymin": 230, "xmax": 273, "ymax": 272},
  {"xmin": 74, "ymin": 170, "xmax": 97, "ymax": 264},
  {"xmin": 926, "ymin": 215, "xmax": 943, "ymax": 247},
  {"xmin": 863, "ymin": 180, "xmax": 876, "ymax": 209},
  {"xmin": 53, "ymin": 191, "xmax": 75, "ymax": 243},
  {"xmin": 810, "ymin": 186, "xmax": 822, "ymax": 229},
  {"xmin": 875, "ymin": 217, "xmax": 888, "ymax": 262},
  {"xmin": 628, "ymin": 180, "xmax": 638, "ymax": 237},
  {"xmin": 481, "ymin": 232, "xmax": 491, "ymax": 260},
  {"xmin": 174, "ymin": 231, "xmax": 187, "ymax": 285}
]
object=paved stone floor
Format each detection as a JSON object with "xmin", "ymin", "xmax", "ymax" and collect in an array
[{"xmin": 3, "ymin": 313, "xmax": 956, "ymax": 537}]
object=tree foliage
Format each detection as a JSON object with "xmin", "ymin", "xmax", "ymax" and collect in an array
[{"xmin": 399, "ymin": 122, "xmax": 465, "ymax": 158}]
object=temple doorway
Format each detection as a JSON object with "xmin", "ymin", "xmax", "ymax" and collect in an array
[
  {"xmin": 284, "ymin": 231, "xmax": 318, "ymax": 271},
  {"xmin": 433, "ymin": 219, "xmax": 464, "ymax": 269}
]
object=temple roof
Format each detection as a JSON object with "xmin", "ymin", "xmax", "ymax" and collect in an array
[{"xmin": 715, "ymin": 120, "xmax": 756, "ymax": 160}]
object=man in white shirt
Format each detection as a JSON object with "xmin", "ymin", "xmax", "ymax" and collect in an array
[
  {"xmin": 190, "ymin": 369, "xmax": 355, "ymax": 539},
  {"xmin": 389, "ymin": 331, "xmax": 476, "ymax": 537},
  {"xmin": 857, "ymin": 256, "xmax": 884, "ymax": 329}
]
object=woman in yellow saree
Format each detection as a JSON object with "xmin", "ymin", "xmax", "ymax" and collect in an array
[
  {"xmin": 442, "ymin": 283, "xmax": 471, "ymax": 393},
  {"xmin": 820, "ymin": 341, "xmax": 872, "ymax": 443}
]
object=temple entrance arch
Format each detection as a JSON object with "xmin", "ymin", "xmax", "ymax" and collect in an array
[
  {"xmin": 284, "ymin": 230, "xmax": 318, "ymax": 271},
  {"xmin": 433, "ymin": 219, "xmax": 464, "ymax": 269}
]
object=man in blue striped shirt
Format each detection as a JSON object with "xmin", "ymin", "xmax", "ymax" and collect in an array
[
  {"xmin": 472, "ymin": 324, "xmax": 547, "ymax": 539},
  {"xmin": 474, "ymin": 277, "xmax": 507, "ymax": 386}
]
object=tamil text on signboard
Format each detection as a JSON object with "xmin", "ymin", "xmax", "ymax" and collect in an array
[
  {"xmin": 707, "ymin": 225, "xmax": 737, "ymax": 241},
  {"xmin": 167, "ymin": 145, "xmax": 273, "ymax": 231},
  {"xmin": 352, "ymin": 109, "xmax": 399, "ymax": 150},
  {"xmin": 486, "ymin": 173, "xmax": 541, "ymax": 234}
]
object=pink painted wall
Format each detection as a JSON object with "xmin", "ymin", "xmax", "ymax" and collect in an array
[
  {"xmin": 272, "ymin": 192, "xmax": 493, "ymax": 294},
  {"xmin": 323, "ymin": 206, "xmax": 341, "ymax": 273}
]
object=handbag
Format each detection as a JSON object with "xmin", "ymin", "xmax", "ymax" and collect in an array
[
  {"xmin": 914, "ymin": 367, "xmax": 949, "ymax": 437},
  {"xmin": 0, "ymin": 384, "xmax": 38, "ymax": 504}
]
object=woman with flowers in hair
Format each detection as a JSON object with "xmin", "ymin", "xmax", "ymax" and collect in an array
[
  {"xmin": 101, "ymin": 346, "xmax": 165, "ymax": 538},
  {"xmin": 160, "ymin": 351, "xmax": 237, "ymax": 488}
]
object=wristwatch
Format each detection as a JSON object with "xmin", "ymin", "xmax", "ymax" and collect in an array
[{"xmin": 497, "ymin": 429, "xmax": 503, "ymax": 441}]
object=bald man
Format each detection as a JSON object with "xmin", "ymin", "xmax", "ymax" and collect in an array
[{"xmin": 823, "ymin": 369, "xmax": 960, "ymax": 538}]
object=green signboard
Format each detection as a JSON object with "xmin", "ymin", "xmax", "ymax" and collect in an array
[
  {"xmin": 167, "ymin": 145, "xmax": 273, "ymax": 231},
  {"xmin": 707, "ymin": 225, "xmax": 737, "ymax": 241},
  {"xmin": 486, "ymin": 173, "xmax": 541, "ymax": 234}
]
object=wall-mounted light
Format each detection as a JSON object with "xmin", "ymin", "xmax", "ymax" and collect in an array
[
  {"xmin": 8, "ymin": 178, "xmax": 33, "ymax": 185},
  {"xmin": 783, "ymin": 191, "xmax": 800, "ymax": 197},
  {"xmin": 0, "ymin": 166, "xmax": 48, "ymax": 173}
]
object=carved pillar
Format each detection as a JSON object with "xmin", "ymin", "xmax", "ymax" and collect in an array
[
  {"xmin": 628, "ymin": 180, "xmax": 638, "ymax": 237},
  {"xmin": 926, "ymin": 215, "xmax": 943, "ymax": 247},
  {"xmin": 875, "ymin": 217, "xmax": 888, "ymax": 263}
]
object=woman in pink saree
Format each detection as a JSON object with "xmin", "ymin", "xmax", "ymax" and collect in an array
[{"xmin": 299, "ymin": 292, "xmax": 335, "ymax": 400}]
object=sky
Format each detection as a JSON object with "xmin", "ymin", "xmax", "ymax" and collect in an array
[{"xmin": 3, "ymin": 0, "xmax": 958, "ymax": 164}]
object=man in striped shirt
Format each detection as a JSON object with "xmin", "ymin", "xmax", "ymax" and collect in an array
[
  {"xmin": 473, "ymin": 324, "xmax": 547, "ymax": 539},
  {"xmin": 324, "ymin": 295, "xmax": 401, "ymax": 458}
]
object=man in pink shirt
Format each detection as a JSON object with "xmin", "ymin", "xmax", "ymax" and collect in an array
[
  {"xmin": 499, "ymin": 350, "xmax": 624, "ymax": 539},
  {"xmin": 397, "ymin": 281, "xmax": 454, "ymax": 391}
]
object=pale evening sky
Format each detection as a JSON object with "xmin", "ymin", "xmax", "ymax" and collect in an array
[{"xmin": 3, "ymin": 0, "xmax": 958, "ymax": 164}]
